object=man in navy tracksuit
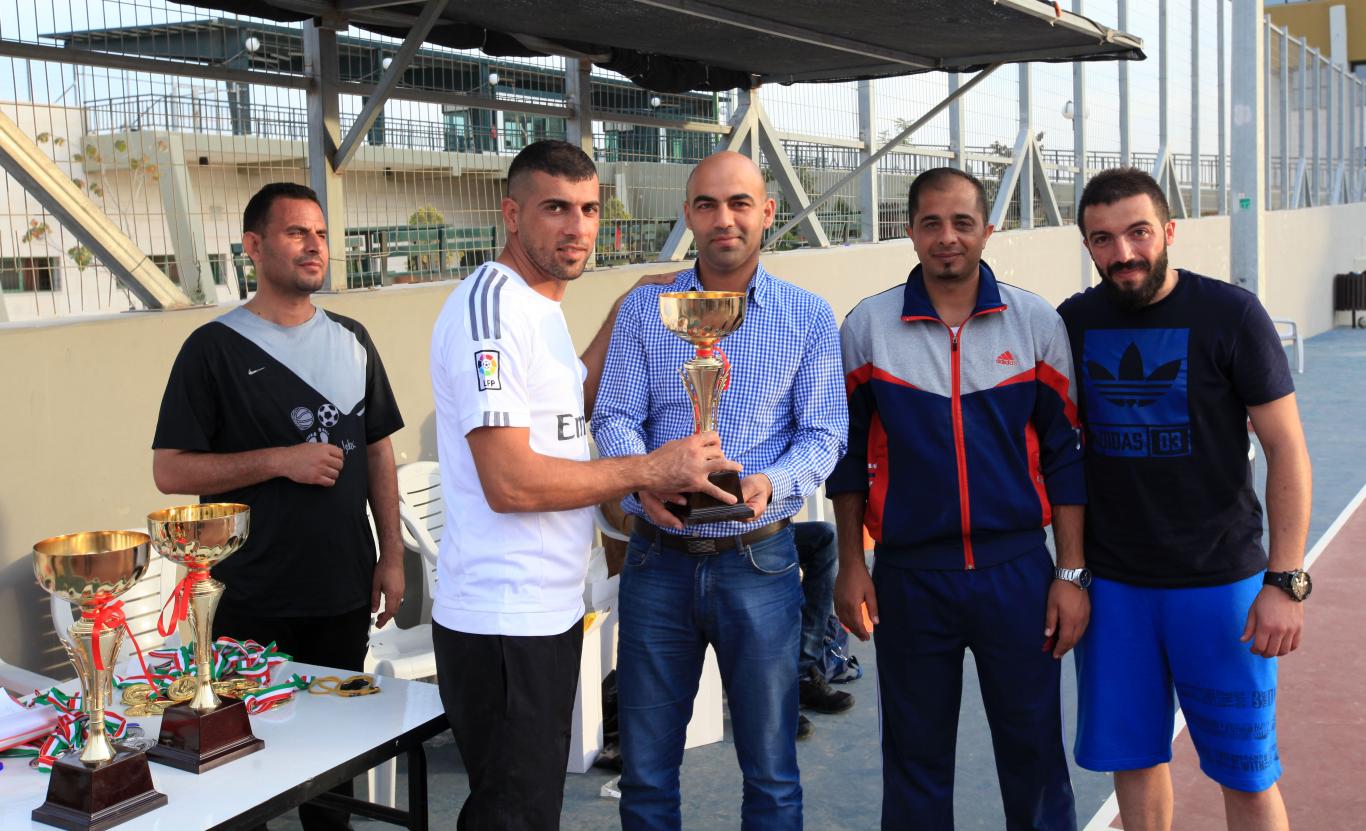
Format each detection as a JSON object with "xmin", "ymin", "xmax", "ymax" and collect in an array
[{"xmin": 829, "ymin": 168, "xmax": 1090, "ymax": 830}]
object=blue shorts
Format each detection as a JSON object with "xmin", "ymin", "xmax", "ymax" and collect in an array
[{"xmin": 1074, "ymin": 572, "xmax": 1281, "ymax": 792}]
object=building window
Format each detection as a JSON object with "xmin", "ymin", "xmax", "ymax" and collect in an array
[
  {"xmin": 0, "ymin": 257, "xmax": 60, "ymax": 292},
  {"xmin": 148, "ymin": 255, "xmax": 182, "ymax": 285}
]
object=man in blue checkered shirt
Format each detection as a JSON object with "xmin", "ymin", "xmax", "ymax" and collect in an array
[{"xmin": 592, "ymin": 151, "xmax": 847, "ymax": 830}]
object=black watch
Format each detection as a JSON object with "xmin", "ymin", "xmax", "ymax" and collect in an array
[{"xmin": 1264, "ymin": 569, "xmax": 1312, "ymax": 602}]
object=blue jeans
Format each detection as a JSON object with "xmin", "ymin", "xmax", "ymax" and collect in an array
[
  {"xmin": 617, "ymin": 526, "xmax": 804, "ymax": 831},
  {"xmin": 794, "ymin": 521, "xmax": 838, "ymax": 677}
]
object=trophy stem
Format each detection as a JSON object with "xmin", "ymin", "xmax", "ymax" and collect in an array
[
  {"xmin": 186, "ymin": 568, "xmax": 223, "ymax": 712},
  {"xmin": 681, "ymin": 355, "xmax": 727, "ymax": 435},
  {"xmin": 66, "ymin": 616, "xmax": 123, "ymax": 765}
]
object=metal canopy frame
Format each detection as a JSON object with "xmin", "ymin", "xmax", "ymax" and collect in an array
[
  {"xmin": 767, "ymin": 65, "xmax": 1002, "ymax": 250},
  {"xmin": 161, "ymin": 0, "xmax": 1141, "ymax": 87},
  {"xmin": 0, "ymin": 110, "xmax": 191, "ymax": 310},
  {"xmin": 0, "ymin": 0, "xmax": 1144, "ymax": 304}
]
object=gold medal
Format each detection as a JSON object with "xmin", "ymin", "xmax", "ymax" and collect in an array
[
  {"xmin": 168, "ymin": 675, "xmax": 196, "ymax": 702},
  {"xmin": 121, "ymin": 684, "xmax": 154, "ymax": 706}
]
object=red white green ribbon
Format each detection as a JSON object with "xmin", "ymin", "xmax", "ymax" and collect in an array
[
  {"xmin": 0, "ymin": 688, "xmax": 127, "ymax": 773},
  {"xmin": 242, "ymin": 674, "xmax": 314, "ymax": 715},
  {"xmin": 115, "ymin": 637, "xmax": 293, "ymax": 694}
]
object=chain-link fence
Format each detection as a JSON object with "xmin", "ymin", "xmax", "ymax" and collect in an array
[{"xmin": 0, "ymin": 0, "xmax": 1362, "ymax": 320}]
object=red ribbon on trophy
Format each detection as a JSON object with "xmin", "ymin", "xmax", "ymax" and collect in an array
[
  {"xmin": 81, "ymin": 595, "xmax": 161, "ymax": 693},
  {"xmin": 156, "ymin": 567, "xmax": 211, "ymax": 638}
]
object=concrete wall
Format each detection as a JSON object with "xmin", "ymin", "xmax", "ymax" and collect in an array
[{"xmin": 0, "ymin": 208, "xmax": 1358, "ymax": 673}]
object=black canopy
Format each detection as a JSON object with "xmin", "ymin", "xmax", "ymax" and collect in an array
[{"xmin": 178, "ymin": 0, "xmax": 1143, "ymax": 92}]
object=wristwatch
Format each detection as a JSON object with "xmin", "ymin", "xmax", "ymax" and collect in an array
[
  {"xmin": 1054, "ymin": 567, "xmax": 1092, "ymax": 589},
  {"xmin": 1264, "ymin": 569, "xmax": 1312, "ymax": 601}
]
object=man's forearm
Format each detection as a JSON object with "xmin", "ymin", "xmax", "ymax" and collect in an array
[
  {"xmin": 831, "ymin": 492, "xmax": 870, "ymax": 571},
  {"xmin": 1263, "ymin": 441, "xmax": 1312, "ymax": 572},
  {"xmin": 477, "ymin": 452, "xmax": 666, "ymax": 514},
  {"xmin": 366, "ymin": 438, "xmax": 404, "ymax": 564},
  {"xmin": 1051, "ymin": 504, "xmax": 1085, "ymax": 569},
  {"xmin": 153, "ymin": 447, "xmax": 282, "ymax": 496}
]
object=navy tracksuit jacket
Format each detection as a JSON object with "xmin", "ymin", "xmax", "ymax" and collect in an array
[{"xmin": 827, "ymin": 263, "xmax": 1084, "ymax": 831}]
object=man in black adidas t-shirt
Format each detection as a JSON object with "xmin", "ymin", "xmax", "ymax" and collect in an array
[
  {"xmin": 1058, "ymin": 169, "xmax": 1312, "ymax": 831},
  {"xmin": 152, "ymin": 183, "xmax": 404, "ymax": 830}
]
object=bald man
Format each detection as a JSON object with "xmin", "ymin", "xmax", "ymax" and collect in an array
[{"xmin": 593, "ymin": 151, "xmax": 848, "ymax": 830}]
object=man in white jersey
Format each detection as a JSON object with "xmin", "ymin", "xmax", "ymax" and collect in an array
[{"xmin": 429, "ymin": 140, "xmax": 741, "ymax": 830}]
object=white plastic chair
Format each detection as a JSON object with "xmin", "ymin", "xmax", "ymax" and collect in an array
[
  {"xmin": 364, "ymin": 462, "xmax": 443, "ymax": 807},
  {"xmin": 1272, "ymin": 318, "xmax": 1304, "ymax": 374},
  {"xmin": 594, "ymin": 504, "xmax": 630, "ymax": 544}
]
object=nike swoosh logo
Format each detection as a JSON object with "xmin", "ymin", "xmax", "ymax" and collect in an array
[{"xmin": 248, "ymin": 367, "xmax": 265, "ymax": 375}]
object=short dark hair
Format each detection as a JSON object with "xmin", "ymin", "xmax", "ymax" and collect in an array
[
  {"xmin": 907, "ymin": 167, "xmax": 989, "ymax": 225},
  {"xmin": 1077, "ymin": 168, "xmax": 1170, "ymax": 234},
  {"xmin": 243, "ymin": 183, "xmax": 320, "ymax": 235},
  {"xmin": 507, "ymin": 140, "xmax": 597, "ymax": 195}
]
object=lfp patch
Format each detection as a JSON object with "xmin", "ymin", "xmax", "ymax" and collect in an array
[{"xmin": 474, "ymin": 350, "xmax": 502, "ymax": 391}]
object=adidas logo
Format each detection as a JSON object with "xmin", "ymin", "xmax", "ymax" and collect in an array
[
  {"xmin": 995, "ymin": 350, "xmax": 1018, "ymax": 366},
  {"xmin": 1087, "ymin": 342, "xmax": 1181, "ymax": 407}
]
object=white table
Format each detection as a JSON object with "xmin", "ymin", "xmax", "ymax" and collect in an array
[{"xmin": 1, "ymin": 662, "xmax": 446, "ymax": 830}]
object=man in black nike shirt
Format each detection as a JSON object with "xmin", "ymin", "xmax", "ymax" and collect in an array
[{"xmin": 152, "ymin": 183, "xmax": 405, "ymax": 830}]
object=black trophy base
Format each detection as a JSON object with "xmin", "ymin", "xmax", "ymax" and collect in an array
[
  {"xmin": 666, "ymin": 471, "xmax": 757, "ymax": 526},
  {"xmin": 147, "ymin": 697, "xmax": 264, "ymax": 773},
  {"xmin": 32, "ymin": 748, "xmax": 168, "ymax": 831}
]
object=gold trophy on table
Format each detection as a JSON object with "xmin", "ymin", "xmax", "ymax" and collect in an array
[
  {"xmin": 144, "ymin": 503, "xmax": 264, "ymax": 772},
  {"xmin": 658, "ymin": 291, "xmax": 756, "ymax": 525},
  {"xmin": 32, "ymin": 530, "xmax": 168, "ymax": 830}
]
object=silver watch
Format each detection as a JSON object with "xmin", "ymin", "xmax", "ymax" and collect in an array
[{"xmin": 1054, "ymin": 567, "xmax": 1092, "ymax": 589}]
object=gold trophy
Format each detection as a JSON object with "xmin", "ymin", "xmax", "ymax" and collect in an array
[
  {"xmin": 658, "ymin": 291, "xmax": 756, "ymax": 525},
  {"xmin": 32, "ymin": 530, "xmax": 168, "ymax": 830},
  {"xmin": 144, "ymin": 503, "xmax": 264, "ymax": 773}
]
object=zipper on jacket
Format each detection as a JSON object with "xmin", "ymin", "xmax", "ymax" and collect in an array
[{"xmin": 948, "ymin": 325, "xmax": 975, "ymax": 570}]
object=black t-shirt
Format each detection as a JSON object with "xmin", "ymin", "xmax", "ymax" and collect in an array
[
  {"xmin": 153, "ymin": 306, "xmax": 404, "ymax": 616},
  {"xmin": 1057, "ymin": 271, "xmax": 1294, "ymax": 587}
]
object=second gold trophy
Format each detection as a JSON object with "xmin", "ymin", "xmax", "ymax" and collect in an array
[{"xmin": 658, "ymin": 290, "xmax": 755, "ymax": 525}]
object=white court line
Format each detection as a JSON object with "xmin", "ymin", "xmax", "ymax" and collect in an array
[{"xmin": 1081, "ymin": 479, "xmax": 1366, "ymax": 831}]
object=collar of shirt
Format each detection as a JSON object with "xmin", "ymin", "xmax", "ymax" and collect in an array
[
  {"xmin": 673, "ymin": 263, "xmax": 772, "ymax": 307},
  {"xmin": 900, "ymin": 259, "xmax": 1007, "ymax": 322}
]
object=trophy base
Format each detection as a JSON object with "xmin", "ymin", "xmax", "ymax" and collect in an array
[
  {"xmin": 666, "ymin": 471, "xmax": 757, "ymax": 526},
  {"xmin": 147, "ymin": 697, "xmax": 264, "ymax": 773},
  {"xmin": 32, "ymin": 748, "xmax": 167, "ymax": 831}
]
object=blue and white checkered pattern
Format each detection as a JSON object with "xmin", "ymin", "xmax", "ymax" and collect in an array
[{"xmin": 592, "ymin": 265, "xmax": 848, "ymax": 537}]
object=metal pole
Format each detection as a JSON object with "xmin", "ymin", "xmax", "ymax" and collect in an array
[
  {"xmin": 1159, "ymin": 0, "xmax": 1169, "ymax": 158},
  {"xmin": 1118, "ymin": 0, "xmax": 1131, "ymax": 167},
  {"xmin": 303, "ymin": 17, "xmax": 348, "ymax": 292},
  {"xmin": 949, "ymin": 73, "xmax": 967, "ymax": 171},
  {"xmin": 1264, "ymin": 19, "xmax": 1272, "ymax": 206},
  {"xmin": 1074, "ymin": 0, "xmax": 1088, "ymax": 221},
  {"xmin": 1314, "ymin": 52, "xmax": 1322, "ymax": 203},
  {"xmin": 1231, "ymin": 0, "xmax": 1265, "ymax": 298},
  {"xmin": 1281, "ymin": 26, "xmax": 1290, "ymax": 209},
  {"xmin": 1190, "ymin": 0, "xmax": 1201, "ymax": 217},
  {"xmin": 1217, "ymin": 0, "xmax": 1227, "ymax": 213},
  {"xmin": 1299, "ymin": 36, "xmax": 1308, "ymax": 206},
  {"xmin": 564, "ymin": 59, "xmax": 595, "ymax": 156},
  {"xmin": 857, "ymin": 79, "xmax": 880, "ymax": 242},
  {"xmin": 1329, "ymin": 61, "xmax": 1337, "ymax": 203},
  {"xmin": 1019, "ymin": 63, "xmax": 1034, "ymax": 230}
]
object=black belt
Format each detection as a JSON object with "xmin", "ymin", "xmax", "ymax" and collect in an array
[{"xmin": 632, "ymin": 517, "xmax": 791, "ymax": 556}]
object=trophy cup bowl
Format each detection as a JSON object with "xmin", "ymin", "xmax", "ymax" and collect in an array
[
  {"xmin": 31, "ymin": 531, "xmax": 168, "ymax": 829},
  {"xmin": 144, "ymin": 503, "xmax": 263, "ymax": 773},
  {"xmin": 658, "ymin": 291, "xmax": 755, "ymax": 525}
]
